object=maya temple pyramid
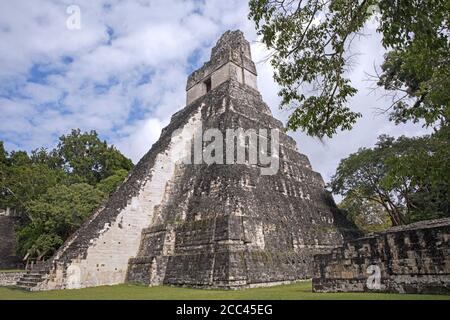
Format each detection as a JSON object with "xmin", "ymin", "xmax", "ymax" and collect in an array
[{"xmin": 17, "ymin": 30, "xmax": 358, "ymax": 291}]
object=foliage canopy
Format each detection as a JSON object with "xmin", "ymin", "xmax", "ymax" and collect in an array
[
  {"xmin": 249, "ymin": 0, "xmax": 449, "ymax": 137},
  {"xmin": 331, "ymin": 126, "xmax": 450, "ymax": 227},
  {"xmin": 0, "ymin": 130, "xmax": 133, "ymax": 260}
]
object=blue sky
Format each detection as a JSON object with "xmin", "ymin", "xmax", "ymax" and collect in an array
[{"xmin": 0, "ymin": 0, "xmax": 429, "ymax": 189}]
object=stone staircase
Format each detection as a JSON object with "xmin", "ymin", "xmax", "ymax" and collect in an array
[{"xmin": 15, "ymin": 261, "xmax": 49, "ymax": 291}]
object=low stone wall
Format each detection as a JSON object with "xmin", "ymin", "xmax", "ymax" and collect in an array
[
  {"xmin": 313, "ymin": 218, "xmax": 450, "ymax": 294},
  {"xmin": 0, "ymin": 215, "xmax": 22, "ymax": 269},
  {"xmin": 0, "ymin": 272, "xmax": 26, "ymax": 287}
]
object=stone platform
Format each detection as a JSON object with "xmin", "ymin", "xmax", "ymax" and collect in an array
[{"xmin": 313, "ymin": 218, "xmax": 450, "ymax": 294}]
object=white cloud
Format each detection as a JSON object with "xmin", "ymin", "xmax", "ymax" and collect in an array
[
  {"xmin": 0, "ymin": 0, "xmax": 240, "ymax": 155},
  {"xmin": 23, "ymin": 83, "xmax": 62, "ymax": 104},
  {"xmin": 115, "ymin": 117, "xmax": 167, "ymax": 164}
]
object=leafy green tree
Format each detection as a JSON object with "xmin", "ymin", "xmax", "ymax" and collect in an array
[
  {"xmin": 0, "ymin": 142, "xmax": 10, "ymax": 207},
  {"xmin": 0, "ymin": 141, "xmax": 7, "ymax": 164},
  {"xmin": 96, "ymin": 169, "xmax": 129, "ymax": 196},
  {"xmin": 339, "ymin": 195, "xmax": 391, "ymax": 233},
  {"xmin": 18, "ymin": 183, "xmax": 105, "ymax": 260},
  {"xmin": 0, "ymin": 129, "xmax": 133, "ymax": 261},
  {"xmin": 1, "ymin": 146, "xmax": 66, "ymax": 213},
  {"xmin": 0, "ymin": 163, "xmax": 67, "ymax": 214},
  {"xmin": 249, "ymin": 0, "xmax": 449, "ymax": 137},
  {"xmin": 376, "ymin": 1, "xmax": 450, "ymax": 126},
  {"xmin": 382, "ymin": 125, "xmax": 450, "ymax": 221},
  {"xmin": 0, "ymin": 142, "xmax": 8, "ymax": 189},
  {"xmin": 9, "ymin": 151, "xmax": 32, "ymax": 167},
  {"xmin": 30, "ymin": 147, "xmax": 60, "ymax": 169},
  {"xmin": 54, "ymin": 129, "xmax": 133, "ymax": 184},
  {"xmin": 331, "ymin": 128, "xmax": 450, "ymax": 226}
]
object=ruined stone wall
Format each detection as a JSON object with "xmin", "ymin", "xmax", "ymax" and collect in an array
[
  {"xmin": 186, "ymin": 30, "xmax": 258, "ymax": 105},
  {"xmin": 0, "ymin": 271, "xmax": 26, "ymax": 286},
  {"xmin": 0, "ymin": 215, "xmax": 22, "ymax": 269},
  {"xmin": 313, "ymin": 218, "xmax": 450, "ymax": 294}
]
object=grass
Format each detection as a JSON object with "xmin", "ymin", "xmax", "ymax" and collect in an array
[{"xmin": 0, "ymin": 281, "xmax": 449, "ymax": 300}]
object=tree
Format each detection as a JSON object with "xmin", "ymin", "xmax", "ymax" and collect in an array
[
  {"xmin": 0, "ymin": 142, "xmax": 10, "ymax": 207},
  {"xmin": 0, "ymin": 129, "xmax": 134, "ymax": 261},
  {"xmin": 0, "ymin": 163, "xmax": 67, "ymax": 214},
  {"xmin": 96, "ymin": 169, "xmax": 129, "ymax": 196},
  {"xmin": 30, "ymin": 147, "xmax": 60, "ymax": 169},
  {"xmin": 17, "ymin": 183, "xmax": 105, "ymax": 260},
  {"xmin": 0, "ymin": 142, "xmax": 8, "ymax": 193},
  {"xmin": 376, "ymin": 1, "xmax": 450, "ymax": 126},
  {"xmin": 0, "ymin": 141, "xmax": 7, "ymax": 165},
  {"xmin": 331, "ymin": 128, "xmax": 450, "ymax": 226},
  {"xmin": 249, "ymin": 0, "xmax": 449, "ymax": 137},
  {"xmin": 54, "ymin": 129, "xmax": 133, "ymax": 185},
  {"xmin": 339, "ymin": 195, "xmax": 391, "ymax": 233},
  {"xmin": 9, "ymin": 151, "xmax": 32, "ymax": 167},
  {"xmin": 382, "ymin": 125, "xmax": 450, "ymax": 221}
]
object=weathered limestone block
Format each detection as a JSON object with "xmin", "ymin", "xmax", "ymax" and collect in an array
[
  {"xmin": 0, "ymin": 272, "xmax": 26, "ymax": 286},
  {"xmin": 186, "ymin": 30, "xmax": 258, "ymax": 105},
  {"xmin": 313, "ymin": 218, "xmax": 450, "ymax": 294}
]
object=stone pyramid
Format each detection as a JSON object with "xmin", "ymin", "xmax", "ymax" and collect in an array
[{"xmin": 21, "ymin": 30, "xmax": 357, "ymax": 291}]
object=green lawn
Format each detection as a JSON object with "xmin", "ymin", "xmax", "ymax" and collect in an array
[{"xmin": 1, "ymin": 281, "xmax": 449, "ymax": 300}]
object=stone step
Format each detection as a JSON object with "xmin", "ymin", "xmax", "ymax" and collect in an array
[
  {"xmin": 16, "ymin": 268, "xmax": 47, "ymax": 290},
  {"xmin": 16, "ymin": 280, "xmax": 39, "ymax": 287},
  {"xmin": 27, "ymin": 262, "xmax": 50, "ymax": 272},
  {"xmin": 25, "ymin": 272, "xmax": 46, "ymax": 277},
  {"xmin": 23, "ymin": 273, "xmax": 43, "ymax": 278},
  {"xmin": 24, "ymin": 269, "xmax": 48, "ymax": 275},
  {"xmin": 19, "ymin": 276, "xmax": 42, "ymax": 283},
  {"xmin": 28, "ymin": 267, "xmax": 49, "ymax": 272}
]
